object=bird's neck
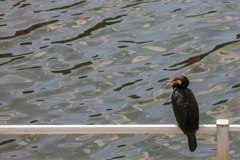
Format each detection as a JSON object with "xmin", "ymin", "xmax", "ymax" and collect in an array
[{"xmin": 172, "ymin": 84, "xmax": 187, "ymax": 89}]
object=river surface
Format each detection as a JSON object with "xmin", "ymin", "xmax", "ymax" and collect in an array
[{"xmin": 0, "ymin": 0, "xmax": 240, "ymax": 159}]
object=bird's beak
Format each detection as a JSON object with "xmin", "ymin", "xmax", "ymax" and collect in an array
[
  {"xmin": 166, "ymin": 79, "xmax": 181, "ymax": 84},
  {"xmin": 166, "ymin": 79, "xmax": 174, "ymax": 83}
]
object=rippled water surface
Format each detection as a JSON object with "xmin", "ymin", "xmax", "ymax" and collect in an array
[{"xmin": 0, "ymin": 0, "xmax": 240, "ymax": 159}]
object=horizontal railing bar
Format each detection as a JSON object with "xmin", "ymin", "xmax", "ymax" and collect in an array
[
  {"xmin": 229, "ymin": 125, "xmax": 240, "ymax": 134},
  {"xmin": 0, "ymin": 124, "xmax": 214, "ymax": 135},
  {"xmin": 0, "ymin": 124, "xmax": 239, "ymax": 135}
]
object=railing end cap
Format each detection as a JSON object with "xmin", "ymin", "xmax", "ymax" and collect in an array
[{"xmin": 216, "ymin": 119, "xmax": 229, "ymax": 126}]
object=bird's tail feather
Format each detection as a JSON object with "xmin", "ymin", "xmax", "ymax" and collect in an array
[{"xmin": 187, "ymin": 133, "xmax": 197, "ymax": 152}]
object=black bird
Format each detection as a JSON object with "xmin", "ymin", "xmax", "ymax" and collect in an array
[{"xmin": 167, "ymin": 75, "xmax": 199, "ymax": 152}]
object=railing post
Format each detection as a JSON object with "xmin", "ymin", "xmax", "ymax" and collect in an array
[{"xmin": 217, "ymin": 119, "xmax": 229, "ymax": 160}]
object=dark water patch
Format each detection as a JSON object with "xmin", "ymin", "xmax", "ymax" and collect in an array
[
  {"xmin": 29, "ymin": 120, "xmax": 38, "ymax": 123},
  {"xmin": 79, "ymin": 75, "xmax": 88, "ymax": 79},
  {"xmin": 51, "ymin": 15, "xmax": 61, "ymax": 18},
  {"xmin": 34, "ymin": 0, "xmax": 86, "ymax": 13},
  {"xmin": 91, "ymin": 55, "xmax": 100, "ymax": 60},
  {"xmin": 60, "ymin": 11, "xmax": 67, "ymax": 14},
  {"xmin": 22, "ymin": 90, "xmax": 34, "ymax": 94},
  {"xmin": 172, "ymin": 8, "xmax": 181, "ymax": 12},
  {"xmin": 236, "ymin": 33, "xmax": 240, "ymax": 39},
  {"xmin": 19, "ymin": 3, "xmax": 30, "ymax": 8},
  {"xmin": 48, "ymin": 57, "xmax": 57, "ymax": 60},
  {"xmin": 0, "ymin": 53, "xmax": 13, "ymax": 58},
  {"xmin": 0, "ymin": 139, "xmax": 16, "ymax": 146},
  {"xmin": 71, "ymin": 12, "xmax": 83, "ymax": 16},
  {"xmin": 91, "ymin": 55, "xmax": 99, "ymax": 58},
  {"xmin": 185, "ymin": 11, "xmax": 217, "ymax": 18},
  {"xmin": 121, "ymin": 1, "xmax": 144, "ymax": 9},
  {"xmin": 118, "ymin": 40, "xmax": 153, "ymax": 44},
  {"xmin": 145, "ymin": 63, "xmax": 151, "ymax": 65},
  {"xmin": 52, "ymin": 14, "xmax": 127, "ymax": 44},
  {"xmin": 163, "ymin": 102, "xmax": 171, "ymax": 105},
  {"xmin": 89, "ymin": 114, "xmax": 102, "ymax": 118},
  {"xmin": 0, "ymin": 56, "xmax": 25, "ymax": 66},
  {"xmin": 212, "ymin": 99, "xmax": 228, "ymax": 105},
  {"xmin": 0, "ymin": 51, "xmax": 33, "ymax": 66},
  {"xmin": 17, "ymin": 66, "xmax": 42, "ymax": 71},
  {"xmin": 157, "ymin": 78, "xmax": 168, "ymax": 82},
  {"xmin": 118, "ymin": 45, "xmax": 128, "ymax": 48},
  {"xmin": 107, "ymin": 155, "xmax": 126, "ymax": 160},
  {"xmin": 39, "ymin": 45, "xmax": 49, "ymax": 49},
  {"xmin": 19, "ymin": 42, "xmax": 32, "ymax": 45},
  {"xmin": 166, "ymin": 53, "xmax": 208, "ymax": 71},
  {"xmin": 162, "ymin": 52, "xmax": 174, "ymax": 56},
  {"xmin": 51, "ymin": 61, "xmax": 92, "ymax": 75},
  {"xmin": 31, "ymin": 146, "xmax": 38, "ymax": 149},
  {"xmin": 0, "ymin": 20, "xmax": 59, "ymax": 40},
  {"xmin": 145, "ymin": 87, "xmax": 154, "ymax": 91},
  {"xmin": 166, "ymin": 39, "xmax": 240, "ymax": 71},
  {"xmin": 11, "ymin": 0, "xmax": 26, "ymax": 9},
  {"xmin": 128, "ymin": 95, "xmax": 141, "ymax": 99},
  {"xmin": 0, "ymin": 24, "xmax": 7, "ymax": 27},
  {"xmin": 232, "ymin": 83, "xmax": 240, "ymax": 89},
  {"xmin": 117, "ymin": 144, "xmax": 126, "ymax": 148},
  {"xmin": 114, "ymin": 79, "xmax": 143, "ymax": 91}
]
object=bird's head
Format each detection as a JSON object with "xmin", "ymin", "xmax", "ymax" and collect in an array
[{"xmin": 167, "ymin": 75, "xmax": 189, "ymax": 89}]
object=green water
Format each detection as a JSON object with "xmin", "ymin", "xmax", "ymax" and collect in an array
[{"xmin": 0, "ymin": 0, "xmax": 240, "ymax": 159}]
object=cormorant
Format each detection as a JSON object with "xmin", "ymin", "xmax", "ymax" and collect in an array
[{"xmin": 167, "ymin": 75, "xmax": 199, "ymax": 152}]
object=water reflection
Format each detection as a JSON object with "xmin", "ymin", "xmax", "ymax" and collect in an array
[
  {"xmin": 0, "ymin": 0, "xmax": 240, "ymax": 159},
  {"xmin": 52, "ymin": 14, "xmax": 127, "ymax": 44},
  {"xmin": 0, "ymin": 20, "xmax": 59, "ymax": 40},
  {"xmin": 166, "ymin": 40, "xmax": 240, "ymax": 71}
]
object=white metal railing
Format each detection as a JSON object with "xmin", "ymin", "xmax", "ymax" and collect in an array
[{"xmin": 0, "ymin": 119, "xmax": 237, "ymax": 160}]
